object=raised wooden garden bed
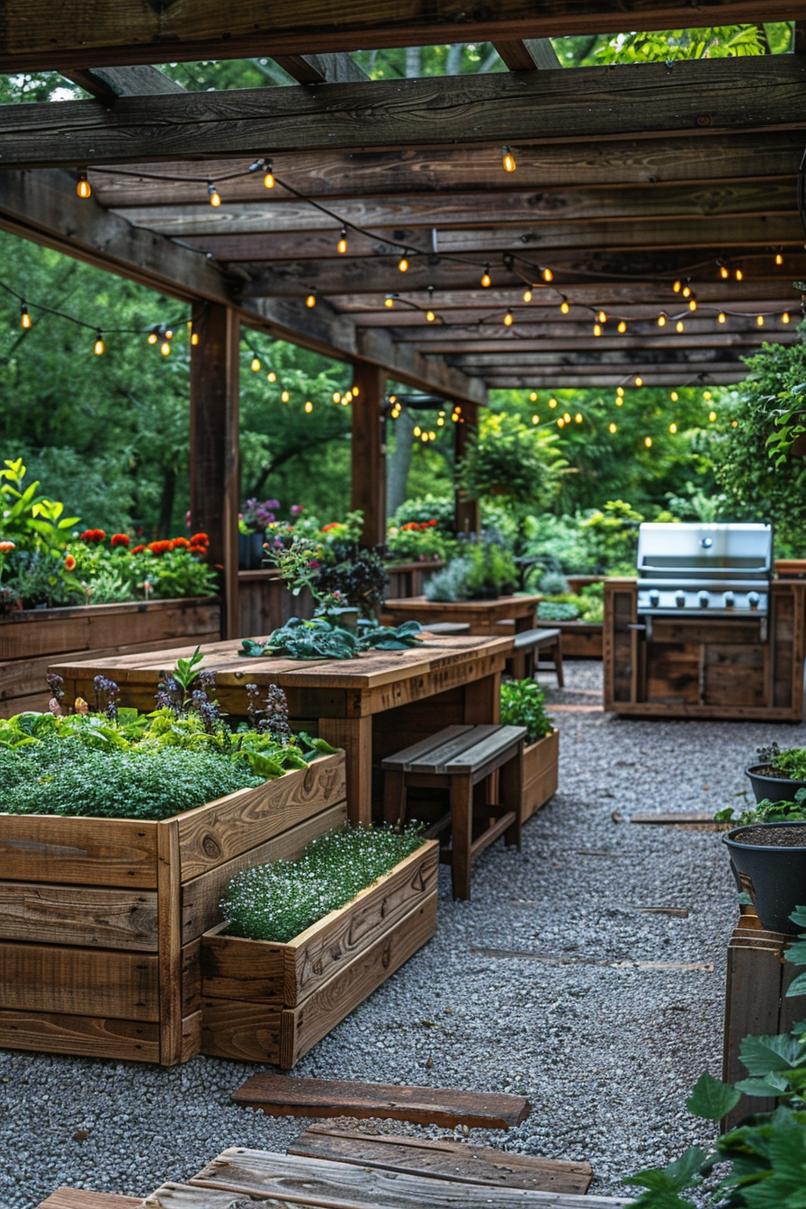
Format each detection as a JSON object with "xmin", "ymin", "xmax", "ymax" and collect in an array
[
  {"xmin": 521, "ymin": 730, "xmax": 559, "ymax": 823},
  {"xmin": 553, "ymin": 620, "xmax": 603, "ymax": 659},
  {"xmin": 0, "ymin": 597, "xmax": 221, "ymax": 718},
  {"xmin": 0, "ymin": 752, "xmax": 346, "ymax": 1066},
  {"xmin": 201, "ymin": 839, "xmax": 438, "ymax": 1066}
]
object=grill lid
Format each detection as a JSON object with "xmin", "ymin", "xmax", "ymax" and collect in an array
[{"xmin": 636, "ymin": 522, "xmax": 772, "ymax": 580}]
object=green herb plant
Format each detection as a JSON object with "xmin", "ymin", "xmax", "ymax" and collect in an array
[
  {"xmin": 715, "ymin": 788, "xmax": 806, "ymax": 828},
  {"xmin": 221, "ymin": 824, "xmax": 426, "ymax": 943},
  {"xmin": 753, "ymin": 742, "xmax": 806, "ymax": 782},
  {"xmin": 500, "ymin": 679, "xmax": 554, "ymax": 744}
]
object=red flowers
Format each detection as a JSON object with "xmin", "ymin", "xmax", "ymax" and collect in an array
[
  {"xmin": 79, "ymin": 528, "xmax": 106, "ymax": 544},
  {"xmin": 190, "ymin": 532, "xmax": 209, "ymax": 547},
  {"xmin": 64, "ymin": 554, "xmax": 77, "ymax": 571},
  {"xmin": 110, "ymin": 533, "xmax": 130, "ymax": 548},
  {"xmin": 321, "ymin": 522, "xmax": 340, "ymax": 532},
  {"xmin": 131, "ymin": 544, "xmax": 145, "ymax": 555},
  {"xmin": 171, "ymin": 536, "xmax": 191, "ymax": 550},
  {"xmin": 401, "ymin": 519, "xmax": 438, "ymax": 531},
  {"xmin": 146, "ymin": 539, "xmax": 174, "ymax": 557}
]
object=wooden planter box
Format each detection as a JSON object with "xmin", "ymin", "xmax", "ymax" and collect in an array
[
  {"xmin": 0, "ymin": 752, "xmax": 346, "ymax": 1066},
  {"xmin": 553, "ymin": 620, "xmax": 603, "ymax": 659},
  {"xmin": 521, "ymin": 729, "xmax": 559, "ymax": 822},
  {"xmin": 0, "ymin": 597, "xmax": 221, "ymax": 718},
  {"xmin": 201, "ymin": 839, "xmax": 439, "ymax": 1066}
]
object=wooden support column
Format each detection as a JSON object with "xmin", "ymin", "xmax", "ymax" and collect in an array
[
  {"xmin": 351, "ymin": 363, "xmax": 387, "ymax": 548},
  {"xmin": 190, "ymin": 301, "xmax": 240, "ymax": 638},
  {"xmin": 454, "ymin": 401, "xmax": 480, "ymax": 535}
]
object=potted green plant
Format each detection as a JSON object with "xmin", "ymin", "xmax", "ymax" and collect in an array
[
  {"xmin": 745, "ymin": 742, "xmax": 806, "ymax": 804},
  {"xmin": 723, "ymin": 821, "xmax": 806, "ymax": 934},
  {"xmin": 500, "ymin": 679, "xmax": 558, "ymax": 821},
  {"xmin": 239, "ymin": 498, "xmax": 279, "ymax": 570}
]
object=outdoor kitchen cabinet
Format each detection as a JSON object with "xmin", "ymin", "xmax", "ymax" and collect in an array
[{"xmin": 604, "ymin": 578, "xmax": 806, "ymax": 721}]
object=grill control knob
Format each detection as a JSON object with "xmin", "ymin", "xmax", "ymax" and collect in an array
[
  {"xmin": 723, "ymin": 591, "xmax": 735, "ymax": 608},
  {"xmin": 748, "ymin": 591, "xmax": 760, "ymax": 609},
  {"xmin": 698, "ymin": 590, "xmax": 710, "ymax": 607},
  {"xmin": 648, "ymin": 589, "xmax": 660, "ymax": 607},
  {"xmin": 675, "ymin": 590, "xmax": 686, "ymax": 608}
]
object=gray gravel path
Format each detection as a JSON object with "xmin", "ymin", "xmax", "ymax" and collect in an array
[{"xmin": 2, "ymin": 660, "xmax": 798, "ymax": 1208}]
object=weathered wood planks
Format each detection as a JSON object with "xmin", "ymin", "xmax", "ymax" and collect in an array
[
  {"xmin": 36, "ymin": 1191, "xmax": 143, "ymax": 1209},
  {"xmin": 232, "ymin": 1072, "xmax": 530, "ymax": 1129},
  {"xmin": 521, "ymin": 730, "xmax": 559, "ymax": 823}
]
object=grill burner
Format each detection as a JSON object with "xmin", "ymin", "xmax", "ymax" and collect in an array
[{"xmin": 636, "ymin": 522, "xmax": 773, "ymax": 636}]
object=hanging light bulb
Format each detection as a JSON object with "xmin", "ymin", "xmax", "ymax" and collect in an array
[
  {"xmin": 669, "ymin": 422, "xmax": 678, "ymax": 434},
  {"xmin": 93, "ymin": 331, "xmax": 105, "ymax": 356},
  {"xmin": 542, "ymin": 267, "xmax": 554, "ymax": 283},
  {"xmin": 548, "ymin": 396, "xmax": 558, "ymax": 408},
  {"xmin": 529, "ymin": 390, "xmax": 538, "ymax": 402},
  {"xmin": 735, "ymin": 267, "xmax": 744, "ymax": 282},
  {"xmin": 634, "ymin": 375, "xmax": 644, "ymax": 387},
  {"xmin": 574, "ymin": 412, "xmax": 583, "ymax": 424},
  {"xmin": 615, "ymin": 395, "xmax": 624, "ymax": 407},
  {"xmin": 480, "ymin": 265, "xmax": 492, "ymax": 288},
  {"xmin": 337, "ymin": 227, "xmax": 348, "ymax": 255},
  {"xmin": 425, "ymin": 307, "xmax": 437, "ymax": 322},
  {"xmin": 682, "ymin": 284, "xmax": 692, "ymax": 300},
  {"xmin": 598, "ymin": 309, "xmax": 607, "ymax": 323},
  {"xmin": 304, "ymin": 400, "xmax": 313, "ymax": 414},
  {"xmin": 160, "ymin": 339, "xmax": 171, "ymax": 357},
  {"xmin": 676, "ymin": 320, "xmax": 685, "ymax": 334},
  {"xmin": 352, "ymin": 384, "xmax": 360, "ymax": 397},
  {"xmin": 76, "ymin": 172, "xmax": 92, "ymax": 200},
  {"xmin": 332, "ymin": 391, "xmax": 341, "ymax": 403},
  {"xmin": 501, "ymin": 145, "xmax": 517, "ymax": 173},
  {"xmin": 267, "ymin": 370, "xmax": 277, "ymax": 382},
  {"xmin": 191, "ymin": 331, "xmax": 200, "ymax": 347},
  {"xmin": 305, "ymin": 291, "xmax": 317, "ymax": 309},
  {"xmin": 398, "ymin": 251, "xmax": 410, "ymax": 273},
  {"xmin": 503, "ymin": 309, "xmax": 514, "ymax": 327},
  {"xmin": 147, "ymin": 329, "xmax": 158, "ymax": 345},
  {"xmin": 413, "ymin": 424, "xmax": 422, "ymax": 437},
  {"xmin": 644, "ymin": 436, "xmax": 653, "ymax": 448},
  {"xmin": 263, "ymin": 160, "xmax": 275, "ymax": 189},
  {"xmin": 657, "ymin": 313, "xmax": 667, "ymax": 328},
  {"xmin": 782, "ymin": 311, "xmax": 792, "ymax": 324},
  {"xmin": 703, "ymin": 390, "xmax": 713, "ymax": 401},
  {"xmin": 563, "ymin": 411, "xmax": 572, "ymax": 423},
  {"xmin": 617, "ymin": 385, "xmax": 625, "ymax": 397},
  {"xmin": 709, "ymin": 410, "xmax": 717, "ymax": 422},
  {"xmin": 688, "ymin": 298, "xmax": 698, "ymax": 313},
  {"xmin": 281, "ymin": 389, "xmax": 290, "ymax": 403},
  {"xmin": 593, "ymin": 323, "xmax": 603, "ymax": 337},
  {"xmin": 608, "ymin": 422, "xmax": 618, "ymax": 434},
  {"xmin": 673, "ymin": 279, "xmax": 682, "ymax": 294},
  {"xmin": 775, "ymin": 251, "xmax": 784, "ymax": 267},
  {"xmin": 557, "ymin": 417, "xmax": 565, "ymax": 428},
  {"xmin": 717, "ymin": 311, "xmax": 727, "ymax": 325},
  {"xmin": 617, "ymin": 320, "xmax": 627, "ymax": 334},
  {"xmin": 756, "ymin": 314, "xmax": 765, "ymax": 327},
  {"xmin": 19, "ymin": 303, "xmax": 31, "ymax": 331},
  {"xmin": 250, "ymin": 355, "xmax": 261, "ymax": 372},
  {"xmin": 670, "ymin": 391, "xmax": 679, "ymax": 402},
  {"xmin": 531, "ymin": 413, "xmax": 540, "ymax": 425},
  {"xmin": 207, "ymin": 182, "xmax": 222, "ymax": 207},
  {"xmin": 522, "ymin": 286, "xmax": 533, "ymax": 303},
  {"xmin": 719, "ymin": 263, "xmax": 730, "ymax": 280},
  {"xmin": 560, "ymin": 298, "xmax": 571, "ymax": 315}
]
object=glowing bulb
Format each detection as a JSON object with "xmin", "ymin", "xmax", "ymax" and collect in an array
[
  {"xmin": 207, "ymin": 182, "xmax": 222, "ymax": 207},
  {"xmin": 669, "ymin": 422, "xmax": 678, "ymax": 434},
  {"xmin": 782, "ymin": 311, "xmax": 792, "ymax": 324},
  {"xmin": 598, "ymin": 310, "xmax": 607, "ymax": 323},
  {"xmin": 756, "ymin": 314, "xmax": 765, "ymax": 327},
  {"xmin": 480, "ymin": 266, "xmax": 492, "ymax": 288},
  {"xmin": 548, "ymin": 397, "xmax": 558, "ymax": 408},
  {"xmin": 719, "ymin": 264, "xmax": 730, "ymax": 280},
  {"xmin": 332, "ymin": 391, "xmax": 341, "ymax": 403},
  {"xmin": 608, "ymin": 422, "xmax": 618, "ymax": 434},
  {"xmin": 503, "ymin": 310, "xmax": 514, "ymax": 327},
  {"xmin": 688, "ymin": 298, "xmax": 697, "ymax": 312},
  {"xmin": 634, "ymin": 375, "xmax": 644, "ymax": 387},
  {"xmin": 560, "ymin": 299, "xmax": 570, "ymax": 315},
  {"xmin": 502, "ymin": 145, "xmax": 517, "ymax": 173},
  {"xmin": 718, "ymin": 311, "xmax": 727, "ymax": 325},
  {"xmin": 413, "ymin": 425, "xmax": 422, "ymax": 437},
  {"xmin": 263, "ymin": 164, "xmax": 275, "ymax": 189},
  {"xmin": 676, "ymin": 320, "xmax": 685, "ymax": 334},
  {"xmin": 305, "ymin": 292, "xmax": 317, "ymax": 309},
  {"xmin": 673, "ymin": 279, "xmax": 682, "ymax": 294},
  {"xmin": 557, "ymin": 417, "xmax": 565, "ymax": 428},
  {"xmin": 304, "ymin": 400, "xmax": 313, "ymax": 414},
  {"xmin": 775, "ymin": 251, "xmax": 784, "ymax": 267},
  {"xmin": 574, "ymin": 412, "xmax": 583, "ymax": 424},
  {"xmin": 352, "ymin": 385, "xmax": 360, "ymax": 397},
  {"xmin": 337, "ymin": 227, "xmax": 348, "ymax": 255},
  {"xmin": 76, "ymin": 172, "xmax": 92, "ymax": 200},
  {"xmin": 160, "ymin": 340, "xmax": 171, "ymax": 357},
  {"xmin": 644, "ymin": 436, "xmax": 653, "ymax": 448},
  {"xmin": 593, "ymin": 323, "xmax": 602, "ymax": 337},
  {"xmin": 398, "ymin": 252, "xmax": 410, "ymax": 273},
  {"xmin": 281, "ymin": 389, "xmax": 290, "ymax": 403},
  {"xmin": 731, "ymin": 419, "xmax": 738, "ymax": 427},
  {"xmin": 682, "ymin": 284, "xmax": 692, "ymax": 300},
  {"xmin": 657, "ymin": 313, "xmax": 667, "ymax": 328},
  {"xmin": 542, "ymin": 267, "xmax": 554, "ymax": 284},
  {"xmin": 267, "ymin": 370, "xmax": 277, "ymax": 382},
  {"xmin": 250, "ymin": 356, "xmax": 261, "ymax": 372},
  {"xmin": 670, "ymin": 391, "xmax": 679, "ymax": 402},
  {"xmin": 191, "ymin": 332, "xmax": 200, "ymax": 347},
  {"xmin": 19, "ymin": 304, "xmax": 31, "ymax": 331},
  {"xmin": 617, "ymin": 320, "xmax": 627, "ymax": 334},
  {"xmin": 532, "ymin": 414, "xmax": 539, "ymax": 425},
  {"xmin": 384, "ymin": 295, "xmax": 395, "ymax": 309},
  {"xmin": 529, "ymin": 391, "xmax": 538, "ymax": 402},
  {"xmin": 616, "ymin": 386, "xmax": 624, "ymax": 397},
  {"xmin": 147, "ymin": 329, "xmax": 158, "ymax": 345},
  {"xmin": 522, "ymin": 287, "xmax": 533, "ymax": 303},
  {"xmin": 709, "ymin": 410, "xmax": 717, "ymax": 422},
  {"xmin": 615, "ymin": 396, "xmax": 624, "ymax": 407},
  {"xmin": 426, "ymin": 308, "xmax": 436, "ymax": 322},
  {"xmin": 563, "ymin": 411, "xmax": 571, "ymax": 423},
  {"xmin": 735, "ymin": 267, "xmax": 744, "ymax": 282},
  {"xmin": 93, "ymin": 332, "xmax": 105, "ymax": 356},
  {"xmin": 703, "ymin": 390, "xmax": 713, "ymax": 401}
]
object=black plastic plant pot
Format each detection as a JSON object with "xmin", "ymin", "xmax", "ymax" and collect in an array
[
  {"xmin": 745, "ymin": 763, "xmax": 806, "ymax": 805},
  {"xmin": 723, "ymin": 821, "xmax": 806, "ymax": 934},
  {"xmin": 239, "ymin": 531, "xmax": 265, "ymax": 571}
]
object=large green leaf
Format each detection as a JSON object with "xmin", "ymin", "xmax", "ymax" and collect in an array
[
  {"xmin": 741, "ymin": 1033, "xmax": 805, "ymax": 1076},
  {"xmin": 686, "ymin": 1071, "xmax": 741, "ymax": 1120}
]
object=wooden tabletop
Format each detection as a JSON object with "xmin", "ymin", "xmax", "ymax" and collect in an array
[
  {"xmin": 384, "ymin": 594, "xmax": 540, "ymax": 614},
  {"xmin": 51, "ymin": 633, "xmax": 514, "ymax": 693}
]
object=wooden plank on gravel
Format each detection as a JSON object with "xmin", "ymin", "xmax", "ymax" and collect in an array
[
  {"xmin": 191, "ymin": 1147, "xmax": 633, "ymax": 1208},
  {"xmin": 629, "ymin": 812, "xmax": 727, "ymax": 829},
  {"xmin": 140, "ymin": 1186, "xmax": 266, "ymax": 1208},
  {"xmin": 232, "ymin": 1074, "xmax": 530, "ymax": 1129},
  {"xmin": 289, "ymin": 1125, "xmax": 593, "ymax": 1193},
  {"xmin": 36, "ymin": 1191, "xmax": 142, "ymax": 1209}
]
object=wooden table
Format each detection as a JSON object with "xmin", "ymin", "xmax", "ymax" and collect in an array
[
  {"xmin": 51, "ymin": 634, "xmax": 513, "ymax": 826},
  {"xmin": 382, "ymin": 594, "xmax": 540, "ymax": 636}
]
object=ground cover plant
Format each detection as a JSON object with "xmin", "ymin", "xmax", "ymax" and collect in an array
[
  {"xmin": 537, "ymin": 582, "xmax": 605, "ymax": 624},
  {"xmin": 220, "ymin": 823, "xmax": 426, "ymax": 943},
  {"xmin": 499, "ymin": 679, "xmax": 554, "ymax": 744},
  {"xmin": 0, "ymin": 651, "xmax": 333, "ymax": 820}
]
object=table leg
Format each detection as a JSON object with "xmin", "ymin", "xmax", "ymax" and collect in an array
[
  {"xmin": 450, "ymin": 773, "xmax": 473, "ymax": 900},
  {"xmin": 318, "ymin": 715, "xmax": 373, "ymax": 826},
  {"xmin": 462, "ymin": 671, "xmax": 501, "ymax": 724}
]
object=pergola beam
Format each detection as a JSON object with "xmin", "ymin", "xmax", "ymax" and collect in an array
[
  {"xmin": 60, "ymin": 65, "xmax": 186, "ymax": 102},
  {"xmin": 1, "ymin": 1, "xmax": 801, "ymax": 69},
  {"xmin": 2, "ymin": 58, "xmax": 806, "ymax": 166},
  {"xmin": 494, "ymin": 39, "xmax": 561, "ymax": 72},
  {"xmin": 271, "ymin": 52, "xmax": 368, "ymax": 85},
  {"xmin": 482, "ymin": 373, "xmax": 746, "ymax": 385}
]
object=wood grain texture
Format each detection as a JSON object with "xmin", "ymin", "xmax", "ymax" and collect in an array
[
  {"xmin": 0, "ymin": 941, "xmax": 158, "ymax": 1019},
  {"xmin": 0, "ymin": 815, "xmax": 159, "ymax": 888},
  {"xmin": 289, "ymin": 1126, "xmax": 592, "ymax": 1193},
  {"xmin": 0, "ymin": 1008, "xmax": 160, "ymax": 1061},
  {"xmin": 35, "ymin": 1190, "xmax": 143, "ymax": 1209},
  {"xmin": 1, "ymin": 0, "xmax": 800, "ymax": 68},
  {"xmin": 521, "ymin": 731, "xmax": 559, "ymax": 823},
  {"xmin": 0, "ymin": 882, "xmax": 158, "ymax": 949}
]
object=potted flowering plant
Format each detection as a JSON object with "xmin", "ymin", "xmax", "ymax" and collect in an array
[
  {"xmin": 239, "ymin": 498, "xmax": 280, "ymax": 569},
  {"xmin": 386, "ymin": 519, "xmax": 449, "ymax": 563}
]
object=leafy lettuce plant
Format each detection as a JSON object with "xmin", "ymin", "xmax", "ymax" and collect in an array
[{"xmin": 626, "ymin": 906, "xmax": 806, "ymax": 1207}]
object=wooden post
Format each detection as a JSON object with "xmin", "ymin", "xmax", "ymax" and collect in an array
[
  {"xmin": 454, "ymin": 400, "xmax": 480, "ymax": 535},
  {"xmin": 190, "ymin": 301, "xmax": 240, "ymax": 638},
  {"xmin": 351, "ymin": 362, "xmax": 387, "ymax": 548}
]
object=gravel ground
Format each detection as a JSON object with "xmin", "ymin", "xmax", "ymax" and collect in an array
[{"xmin": 3, "ymin": 660, "xmax": 800, "ymax": 1208}]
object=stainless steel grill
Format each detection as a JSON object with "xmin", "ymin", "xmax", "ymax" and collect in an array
[{"xmin": 636, "ymin": 522, "xmax": 773, "ymax": 635}]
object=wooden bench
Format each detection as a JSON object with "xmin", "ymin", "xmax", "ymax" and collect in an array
[
  {"xmin": 505, "ymin": 626, "xmax": 564, "ymax": 685},
  {"xmin": 382, "ymin": 724, "xmax": 525, "ymax": 899}
]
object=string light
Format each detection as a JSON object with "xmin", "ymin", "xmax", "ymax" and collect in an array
[
  {"xmin": 426, "ymin": 307, "xmax": 437, "ymax": 322},
  {"xmin": 574, "ymin": 412, "xmax": 583, "ymax": 424},
  {"xmin": 597, "ymin": 310, "xmax": 607, "ymax": 323},
  {"xmin": 756, "ymin": 314, "xmax": 765, "ymax": 327},
  {"xmin": 250, "ymin": 355, "xmax": 261, "ymax": 372},
  {"xmin": 676, "ymin": 320, "xmax": 685, "ymax": 334},
  {"xmin": 503, "ymin": 309, "xmax": 514, "ymax": 327},
  {"xmin": 782, "ymin": 311, "xmax": 792, "ymax": 324},
  {"xmin": 775, "ymin": 251, "xmax": 784, "ymax": 267},
  {"xmin": 398, "ymin": 251, "xmax": 410, "ymax": 273},
  {"xmin": 608, "ymin": 422, "xmax": 618, "ymax": 434},
  {"xmin": 709, "ymin": 410, "xmax": 717, "ymax": 422},
  {"xmin": 160, "ymin": 339, "xmax": 171, "ymax": 357},
  {"xmin": 557, "ymin": 417, "xmax": 565, "ymax": 428},
  {"xmin": 542, "ymin": 267, "xmax": 554, "ymax": 283},
  {"xmin": 703, "ymin": 390, "xmax": 713, "ymax": 401},
  {"xmin": 263, "ymin": 160, "xmax": 275, "ymax": 189},
  {"xmin": 480, "ymin": 265, "xmax": 492, "ymax": 288},
  {"xmin": 673, "ymin": 279, "xmax": 682, "ymax": 294},
  {"xmin": 634, "ymin": 375, "xmax": 644, "ymax": 387},
  {"xmin": 76, "ymin": 172, "xmax": 92, "ymax": 200},
  {"xmin": 207, "ymin": 182, "xmax": 222, "ymax": 207},
  {"xmin": 529, "ymin": 391, "xmax": 538, "ymax": 402},
  {"xmin": 644, "ymin": 436, "xmax": 653, "ymax": 448},
  {"xmin": 522, "ymin": 286, "xmax": 533, "ymax": 303},
  {"xmin": 563, "ymin": 411, "xmax": 572, "ymax": 423},
  {"xmin": 688, "ymin": 298, "xmax": 697, "ymax": 313},
  {"xmin": 531, "ymin": 413, "xmax": 540, "ymax": 424},
  {"xmin": 305, "ymin": 291, "xmax": 317, "ymax": 309},
  {"xmin": 593, "ymin": 323, "xmax": 603, "ymax": 337},
  {"xmin": 717, "ymin": 312, "xmax": 727, "ymax": 324},
  {"xmin": 304, "ymin": 400, "xmax": 313, "ymax": 414},
  {"xmin": 337, "ymin": 227, "xmax": 348, "ymax": 255},
  {"xmin": 559, "ymin": 299, "xmax": 571, "ymax": 315},
  {"xmin": 267, "ymin": 370, "xmax": 277, "ymax": 382},
  {"xmin": 657, "ymin": 313, "xmax": 667, "ymax": 328},
  {"xmin": 616, "ymin": 385, "xmax": 625, "ymax": 398},
  {"xmin": 735, "ymin": 267, "xmax": 744, "ymax": 282},
  {"xmin": 617, "ymin": 320, "xmax": 627, "ymax": 334},
  {"xmin": 548, "ymin": 396, "xmax": 558, "ymax": 408},
  {"xmin": 670, "ymin": 390, "xmax": 679, "ymax": 402},
  {"xmin": 682, "ymin": 284, "xmax": 692, "ymax": 300},
  {"xmin": 384, "ymin": 294, "xmax": 395, "ymax": 309},
  {"xmin": 281, "ymin": 389, "xmax": 290, "ymax": 403},
  {"xmin": 93, "ymin": 332, "xmax": 105, "ymax": 356},
  {"xmin": 501, "ymin": 145, "xmax": 517, "ymax": 173},
  {"xmin": 718, "ymin": 263, "xmax": 730, "ymax": 280},
  {"xmin": 19, "ymin": 303, "xmax": 31, "ymax": 331},
  {"xmin": 669, "ymin": 422, "xmax": 678, "ymax": 434}
]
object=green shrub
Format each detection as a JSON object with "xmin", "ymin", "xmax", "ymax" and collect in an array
[
  {"xmin": 221, "ymin": 824, "xmax": 426, "ymax": 942},
  {"xmin": 500, "ymin": 679, "xmax": 554, "ymax": 743},
  {"xmin": 538, "ymin": 600, "xmax": 580, "ymax": 621}
]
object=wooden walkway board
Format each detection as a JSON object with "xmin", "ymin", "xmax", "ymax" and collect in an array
[
  {"xmin": 628, "ymin": 812, "xmax": 729, "ymax": 830},
  {"xmin": 36, "ymin": 1191, "xmax": 142, "ymax": 1209},
  {"xmin": 190, "ymin": 1148, "xmax": 633, "ymax": 1208},
  {"xmin": 232, "ymin": 1073, "xmax": 530, "ymax": 1129},
  {"xmin": 289, "ymin": 1125, "xmax": 593, "ymax": 1193}
]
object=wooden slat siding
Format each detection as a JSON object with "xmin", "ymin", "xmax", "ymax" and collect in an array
[
  {"xmin": 5, "ymin": 57, "xmax": 806, "ymax": 166},
  {"xmin": 234, "ymin": 1056, "xmax": 528, "ymax": 1128},
  {"xmin": 175, "ymin": 754, "xmax": 347, "ymax": 880},
  {"xmin": 289, "ymin": 1126, "xmax": 592, "ymax": 1194},
  {"xmin": 191, "ymin": 1149, "xmax": 631, "ymax": 1208},
  {"xmin": 0, "ymin": 1008, "xmax": 160, "ymax": 1062},
  {"xmin": 36, "ymin": 1189, "xmax": 144, "ymax": 1209},
  {"xmin": 0, "ymin": 883, "xmax": 158, "ymax": 950},
  {"xmin": 202, "ymin": 841, "xmax": 438, "ymax": 1006},
  {"xmin": 0, "ymin": 598, "xmax": 220, "ymax": 659},
  {"xmin": 1, "ymin": 0, "xmax": 800, "ymax": 68},
  {"xmin": 201, "ymin": 998, "xmax": 283, "ymax": 1064},
  {"xmin": 0, "ymin": 941, "xmax": 158, "ymax": 1019},
  {"xmin": 157, "ymin": 819, "xmax": 185, "ymax": 1065},
  {"xmin": 181, "ymin": 799, "xmax": 348, "ymax": 945},
  {"xmin": 521, "ymin": 731, "xmax": 559, "ymax": 824},
  {"xmin": 0, "ymin": 815, "xmax": 159, "ymax": 888}
]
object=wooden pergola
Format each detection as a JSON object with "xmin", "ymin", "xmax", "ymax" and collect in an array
[{"xmin": 1, "ymin": 0, "xmax": 804, "ymax": 635}]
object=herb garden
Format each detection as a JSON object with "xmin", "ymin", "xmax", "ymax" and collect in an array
[{"xmin": 3, "ymin": 9, "xmax": 806, "ymax": 1209}]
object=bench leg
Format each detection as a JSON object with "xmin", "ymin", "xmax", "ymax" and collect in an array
[
  {"xmin": 553, "ymin": 638, "xmax": 565, "ymax": 688},
  {"xmin": 500, "ymin": 745, "xmax": 524, "ymax": 849},
  {"xmin": 450, "ymin": 773, "xmax": 474, "ymax": 900},
  {"xmin": 383, "ymin": 769, "xmax": 407, "ymax": 827}
]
